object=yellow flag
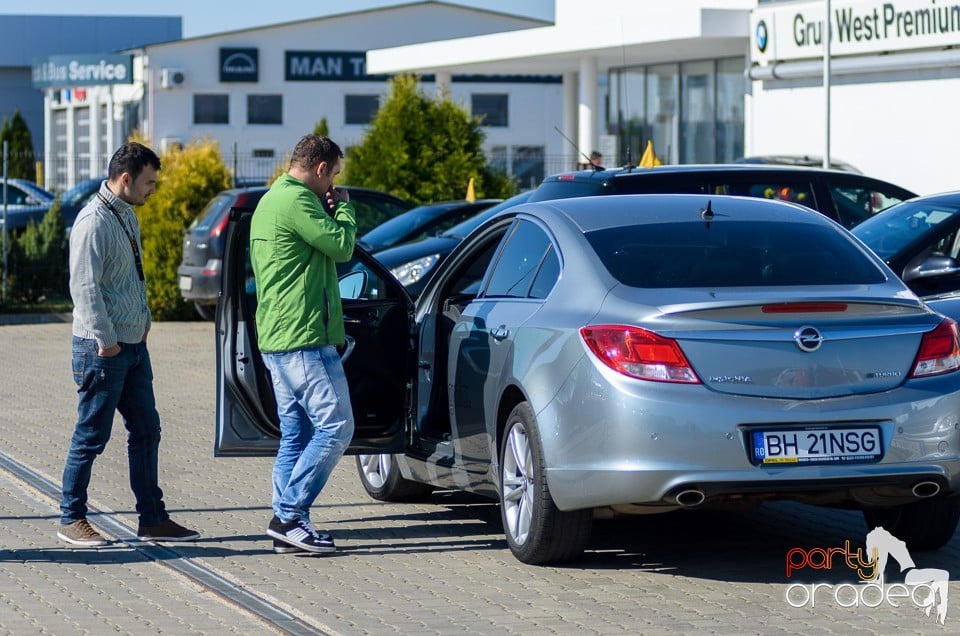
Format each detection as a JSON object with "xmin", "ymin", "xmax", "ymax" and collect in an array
[
  {"xmin": 465, "ymin": 177, "xmax": 476, "ymax": 202},
  {"xmin": 639, "ymin": 140, "xmax": 661, "ymax": 168}
]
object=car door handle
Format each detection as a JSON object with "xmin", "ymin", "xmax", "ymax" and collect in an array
[
  {"xmin": 490, "ymin": 325, "xmax": 510, "ymax": 341},
  {"xmin": 339, "ymin": 335, "xmax": 356, "ymax": 363}
]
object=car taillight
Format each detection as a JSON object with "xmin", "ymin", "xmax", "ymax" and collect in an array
[
  {"xmin": 211, "ymin": 213, "xmax": 231, "ymax": 238},
  {"xmin": 911, "ymin": 318, "xmax": 960, "ymax": 378},
  {"xmin": 580, "ymin": 325, "xmax": 701, "ymax": 384}
]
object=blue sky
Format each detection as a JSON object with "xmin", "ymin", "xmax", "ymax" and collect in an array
[{"xmin": 0, "ymin": 1, "xmax": 553, "ymax": 38}]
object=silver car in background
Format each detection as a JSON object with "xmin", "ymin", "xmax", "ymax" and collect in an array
[{"xmin": 217, "ymin": 194, "xmax": 960, "ymax": 564}]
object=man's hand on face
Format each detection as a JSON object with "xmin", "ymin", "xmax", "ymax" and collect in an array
[{"xmin": 324, "ymin": 186, "xmax": 350, "ymax": 209}]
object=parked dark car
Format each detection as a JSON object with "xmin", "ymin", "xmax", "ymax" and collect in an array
[
  {"xmin": 58, "ymin": 177, "xmax": 105, "ymax": 229},
  {"xmin": 374, "ymin": 164, "xmax": 917, "ymax": 298},
  {"xmin": 528, "ymin": 164, "xmax": 914, "ymax": 229},
  {"xmin": 178, "ymin": 185, "xmax": 413, "ymax": 319},
  {"xmin": 357, "ymin": 199, "xmax": 502, "ymax": 253},
  {"xmin": 852, "ymin": 191, "xmax": 960, "ymax": 303},
  {"xmin": 0, "ymin": 177, "xmax": 56, "ymax": 232},
  {"xmin": 216, "ymin": 194, "xmax": 960, "ymax": 564},
  {"xmin": 371, "ymin": 192, "xmax": 532, "ymax": 296}
]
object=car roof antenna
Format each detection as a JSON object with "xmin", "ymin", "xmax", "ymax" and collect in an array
[
  {"xmin": 701, "ymin": 199, "xmax": 714, "ymax": 229},
  {"xmin": 554, "ymin": 126, "xmax": 600, "ymax": 171}
]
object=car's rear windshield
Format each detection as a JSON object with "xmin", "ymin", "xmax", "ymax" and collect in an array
[
  {"xmin": 191, "ymin": 193, "xmax": 235, "ymax": 232},
  {"xmin": 586, "ymin": 221, "xmax": 886, "ymax": 288}
]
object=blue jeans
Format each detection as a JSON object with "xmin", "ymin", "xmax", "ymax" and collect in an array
[
  {"xmin": 60, "ymin": 337, "xmax": 167, "ymax": 526},
  {"xmin": 263, "ymin": 345, "xmax": 355, "ymax": 524}
]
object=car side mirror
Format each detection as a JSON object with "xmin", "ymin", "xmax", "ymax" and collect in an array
[
  {"xmin": 338, "ymin": 270, "xmax": 368, "ymax": 299},
  {"xmin": 904, "ymin": 255, "xmax": 960, "ymax": 282}
]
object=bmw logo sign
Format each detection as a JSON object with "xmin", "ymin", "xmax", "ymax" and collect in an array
[{"xmin": 756, "ymin": 20, "xmax": 769, "ymax": 53}]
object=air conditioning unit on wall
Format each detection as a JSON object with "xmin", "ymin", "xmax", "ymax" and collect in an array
[{"xmin": 160, "ymin": 68, "xmax": 185, "ymax": 89}]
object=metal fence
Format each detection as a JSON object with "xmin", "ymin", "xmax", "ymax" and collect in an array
[{"xmin": 32, "ymin": 150, "xmax": 583, "ymax": 195}]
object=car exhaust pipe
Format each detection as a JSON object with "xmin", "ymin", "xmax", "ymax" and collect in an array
[
  {"xmin": 912, "ymin": 481, "xmax": 941, "ymax": 498},
  {"xmin": 674, "ymin": 489, "xmax": 706, "ymax": 507}
]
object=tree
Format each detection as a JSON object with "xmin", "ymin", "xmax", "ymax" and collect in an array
[
  {"xmin": 136, "ymin": 137, "xmax": 232, "ymax": 320},
  {"xmin": 344, "ymin": 74, "xmax": 515, "ymax": 209},
  {"xmin": 6, "ymin": 202, "xmax": 67, "ymax": 303},
  {"xmin": 313, "ymin": 117, "xmax": 330, "ymax": 137},
  {"xmin": 0, "ymin": 110, "xmax": 36, "ymax": 181}
]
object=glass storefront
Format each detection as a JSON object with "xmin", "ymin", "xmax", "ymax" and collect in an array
[{"xmin": 610, "ymin": 57, "xmax": 744, "ymax": 165}]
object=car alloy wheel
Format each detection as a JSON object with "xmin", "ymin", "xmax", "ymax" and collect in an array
[
  {"xmin": 501, "ymin": 420, "xmax": 534, "ymax": 546},
  {"xmin": 498, "ymin": 402, "xmax": 592, "ymax": 564},
  {"xmin": 359, "ymin": 453, "xmax": 391, "ymax": 489},
  {"xmin": 355, "ymin": 454, "xmax": 434, "ymax": 502}
]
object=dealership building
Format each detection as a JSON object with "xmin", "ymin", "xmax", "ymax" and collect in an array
[{"xmin": 27, "ymin": 0, "xmax": 960, "ymax": 196}]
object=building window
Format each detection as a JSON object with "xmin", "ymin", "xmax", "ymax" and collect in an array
[
  {"xmin": 345, "ymin": 95, "xmax": 379, "ymax": 125},
  {"xmin": 679, "ymin": 60, "xmax": 715, "ymax": 164},
  {"xmin": 194, "ymin": 94, "xmax": 229, "ymax": 124},
  {"xmin": 472, "ymin": 94, "xmax": 508, "ymax": 127},
  {"xmin": 609, "ymin": 56, "xmax": 744, "ymax": 165},
  {"xmin": 247, "ymin": 94, "xmax": 282, "ymax": 125}
]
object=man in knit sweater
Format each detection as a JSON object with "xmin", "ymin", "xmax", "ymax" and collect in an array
[
  {"xmin": 57, "ymin": 142, "xmax": 199, "ymax": 546},
  {"xmin": 251, "ymin": 135, "xmax": 357, "ymax": 554}
]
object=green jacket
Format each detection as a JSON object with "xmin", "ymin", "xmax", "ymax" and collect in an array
[{"xmin": 250, "ymin": 173, "xmax": 357, "ymax": 353}]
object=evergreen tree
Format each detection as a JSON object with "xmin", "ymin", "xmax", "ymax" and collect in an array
[
  {"xmin": 136, "ymin": 137, "xmax": 232, "ymax": 320},
  {"xmin": 0, "ymin": 110, "xmax": 36, "ymax": 181},
  {"xmin": 343, "ymin": 74, "xmax": 515, "ymax": 208}
]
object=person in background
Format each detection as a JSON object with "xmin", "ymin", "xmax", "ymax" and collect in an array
[
  {"xmin": 589, "ymin": 150, "xmax": 604, "ymax": 169},
  {"xmin": 250, "ymin": 134, "xmax": 357, "ymax": 554},
  {"xmin": 58, "ymin": 142, "xmax": 200, "ymax": 546}
]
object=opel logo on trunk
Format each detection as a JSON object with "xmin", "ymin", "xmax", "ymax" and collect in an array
[{"xmin": 794, "ymin": 326, "xmax": 823, "ymax": 352}]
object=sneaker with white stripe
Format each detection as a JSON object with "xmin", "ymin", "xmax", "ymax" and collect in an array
[{"xmin": 266, "ymin": 516, "xmax": 336, "ymax": 554}]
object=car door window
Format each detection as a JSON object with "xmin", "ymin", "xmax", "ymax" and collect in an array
[
  {"xmin": 483, "ymin": 219, "xmax": 553, "ymax": 299},
  {"xmin": 528, "ymin": 245, "xmax": 560, "ymax": 299},
  {"xmin": 828, "ymin": 180, "xmax": 911, "ymax": 229},
  {"xmin": 723, "ymin": 179, "xmax": 816, "ymax": 210}
]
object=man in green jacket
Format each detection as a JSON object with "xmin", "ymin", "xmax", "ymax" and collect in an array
[{"xmin": 250, "ymin": 135, "xmax": 357, "ymax": 554}]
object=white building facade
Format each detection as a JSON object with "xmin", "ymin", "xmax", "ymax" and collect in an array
[
  {"xmin": 34, "ymin": 4, "xmax": 561, "ymax": 192},
  {"xmin": 747, "ymin": 0, "xmax": 960, "ymax": 194}
]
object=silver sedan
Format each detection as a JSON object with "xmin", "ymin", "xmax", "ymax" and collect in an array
[{"xmin": 217, "ymin": 194, "xmax": 960, "ymax": 564}]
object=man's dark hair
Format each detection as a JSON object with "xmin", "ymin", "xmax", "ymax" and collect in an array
[
  {"xmin": 108, "ymin": 142, "xmax": 161, "ymax": 181},
  {"xmin": 290, "ymin": 135, "xmax": 343, "ymax": 173}
]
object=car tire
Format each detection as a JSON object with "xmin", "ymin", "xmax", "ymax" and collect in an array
[
  {"xmin": 863, "ymin": 494, "xmax": 960, "ymax": 551},
  {"xmin": 194, "ymin": 302, "xmax": 216, "ymax": 321},
  {"xmin": 355, "ymin": 454, "xmax": 434, "ymax": 502},
  {"xmin": 499, "ymin": 402, "xmax": 592, "ymax": 565}
]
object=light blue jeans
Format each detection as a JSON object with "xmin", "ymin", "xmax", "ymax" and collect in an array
[{"xmin": 262, "ymin": 345, "xmax": 355, "ymax": 525}]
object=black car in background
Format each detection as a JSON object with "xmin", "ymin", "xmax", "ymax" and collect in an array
[
  {"xmin": 58, "ymin": 177, "xmax": 105, "ymax": 229},
  {"xmin": 179, "ymin": 185, "xmax": 413, "ymax": 319},
  {"xmin": 373, "ymin": 164, "xmax": 917, "ymax": 298},
  {"xmin": 371, "ymin": 192, "xmax": 533, "ymax": 297},
  {"xmin": 357, "ymin": 199, "xmax": 501, "ymax": 253},
  {"xmin": 528, "ymin": 164, "xmax": 916, "ymax": 229}
]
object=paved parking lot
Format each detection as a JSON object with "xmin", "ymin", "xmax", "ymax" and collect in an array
[{"xmin": 0, "ymin": 321, "xmax": 958, "ymax": 634}]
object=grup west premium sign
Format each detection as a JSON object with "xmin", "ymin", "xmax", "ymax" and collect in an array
[
  {"xmin": 32, "ymin": 54, "xmax": 133, "ymax": 88},
  {"xmin": 752, "ymin": 0, "xmax": 960, "ymax": 65}
]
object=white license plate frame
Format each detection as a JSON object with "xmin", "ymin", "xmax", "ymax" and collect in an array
[
  {"xmin": 179, "ymin": 276, "xmax": 192, "ymax": 291},
  {"xmin": 750, "ymin": 427, "xmax": 882, "ymax": 465}
]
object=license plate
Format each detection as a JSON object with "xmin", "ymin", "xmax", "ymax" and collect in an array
[
  {"xmin": 751, "ymin": 427, "xmax": 882, "ymax": 465},
  {"xmin": 179, "ymin": 276, "xmax": 192, "ymax": 291}
]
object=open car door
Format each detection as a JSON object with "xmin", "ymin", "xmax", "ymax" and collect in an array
[{"xmin": 215, "ymin": 208, "xmax": 414, "ymax": 456}]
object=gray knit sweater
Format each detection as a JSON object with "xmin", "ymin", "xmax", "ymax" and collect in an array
[{"xmin": 69, "ymin": 181, "xmax": 151, "ymax": 348}]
